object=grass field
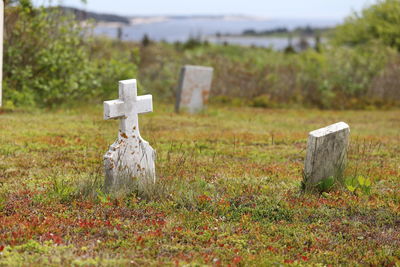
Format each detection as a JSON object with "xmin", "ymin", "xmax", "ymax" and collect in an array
[{"xmin": 0, "ymin": 104, "xmax": 399, "ymax": 266}]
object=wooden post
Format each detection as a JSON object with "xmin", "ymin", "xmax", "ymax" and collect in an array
[{"xmin": 0, "ymin": 0, "xmax": 3, "ymax": 107}]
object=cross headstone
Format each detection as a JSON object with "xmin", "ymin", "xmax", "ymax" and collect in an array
[
  {"xmin": 0, "ymin": 0, "xmax": 4, "ymax": 107},
  {"xmin": 103, "ymin": 79, "xmax": 156, "ymax": 193},
  {"xmin": 175, "ymin": 65, "xmax": 213, "ymax": 113},
  {"xmin": 304, "ymin": 122, "xmax": 350, "ymax": 187}
]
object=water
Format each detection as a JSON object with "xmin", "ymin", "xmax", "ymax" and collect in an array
[
  {"xmin": 94, "ymin": 17, "xmax": 340, "ymax": 50},
  {"xmin": 205, "ymin": 36, "xmax": 319, "ymax": 50}
]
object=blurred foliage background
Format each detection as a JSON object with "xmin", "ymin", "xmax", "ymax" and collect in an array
[
  {"xmin": 2, "ymin": 0, "xmax": 400, "ymax": 109},
  {"xmin": 3, "ymin": 0, "xmax": 137, "ymax": 107}
]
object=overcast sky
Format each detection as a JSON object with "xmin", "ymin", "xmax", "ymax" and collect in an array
[{"xmin": 34, "ymin": 0, "xmax": 373, "ymax": 19}]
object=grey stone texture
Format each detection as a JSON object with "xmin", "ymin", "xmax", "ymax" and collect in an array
[
  {"xmin": 175, "ymin": 65, "xmax": 213, "ymax": 113},
  {"xmin": 304, "ymin": 122, "xmax": 350, "ymax": 185}
]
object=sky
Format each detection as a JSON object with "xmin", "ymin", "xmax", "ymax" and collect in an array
[{"xmin": 34, "ymin": 0, "xmax": 373, "ymax": 19}]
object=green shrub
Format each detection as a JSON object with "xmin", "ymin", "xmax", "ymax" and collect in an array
[
  {"xmin": 4, "ymin": 2, "xmax": 97, "ymax": 107},
  {"xmin": 139, "ymin": 42, "xmax": 398, "ymax": 109},
  {"xmin": 251, "ymin": 94, "xmax": 273, "ymax": 108},
  {"xmin": 345, "ymin": 175, "xmax": 373, "ymax": 195},
  {"xmin": 90, "ymin": 38, "xmax": 139, "ymax": 98},
  {"xmin": 334, "ymin": 0, "xmax": 400, "ymax": 51},
  {"xmin": 3, "ymin": 1, "xmax": 138, "ymax": 107},
  {"xmin": 297, "ymin": 44, "xmax": 393, "ymax": 108}
]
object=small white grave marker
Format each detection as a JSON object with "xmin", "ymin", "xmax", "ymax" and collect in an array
[
  {"xmin": 304, "ymin": 122, "xmax": 350, "ymax": 186},
  {"xmin": 175, "ymin": 65, "xmax": 213, "ymax": 113},
  {"xmin": 104, "ymin": 79, "xmax": 155, "ymax": 192}
]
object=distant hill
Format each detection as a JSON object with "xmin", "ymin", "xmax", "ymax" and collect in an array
[
  {"xmin": 59, "ymin": 6, "xmax": 130, "ymax": 25},
  {"xmin": 56, "ymin": 7, "xmax": 263, "ymax": 26}
]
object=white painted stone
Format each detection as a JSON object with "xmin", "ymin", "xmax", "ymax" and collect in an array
[
  {"xmin": 175, "ymin": 65, "xmax": 213, "ymax": 113},
  {"xmin": 304, "ymin": 122, "xmax": 350, "ymax": 185},
  {"xmin": 0, "ymin": 1, "xmax": 4, "ymax": 107},
  {"xmin": 103, "ymin": 79, "xmax": 156, "ymax": 193}
]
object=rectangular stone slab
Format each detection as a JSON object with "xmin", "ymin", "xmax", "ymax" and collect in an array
[
  {"xmin": 175, "ymin": 65, "xmax": 213, "ymax": 113},
  {"xmin": 304, "ymin": 122, "xmax": 350, "ymax": 185}
]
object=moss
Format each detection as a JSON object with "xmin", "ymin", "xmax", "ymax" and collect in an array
[{"xmin": 0, "ymin": 105, "xmax": 399, "ymax": 265}]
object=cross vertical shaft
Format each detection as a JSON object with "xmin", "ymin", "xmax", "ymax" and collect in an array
[{"xmin": 119, "ymin": 80, "xmax": 139, "ymax": 137}]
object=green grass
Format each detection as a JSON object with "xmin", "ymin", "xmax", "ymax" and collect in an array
[{"xmin": 0, "ymin": 104, "xmax": 399, "ymax": 266}]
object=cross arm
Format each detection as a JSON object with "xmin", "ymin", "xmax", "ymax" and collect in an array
[
  {"xmin": 104, "ymin": 99, "xmax": 125, "ymax": 120},
  {"xmin": 135, "ymin": 95, "xmax": 153, "ymax": 114}
]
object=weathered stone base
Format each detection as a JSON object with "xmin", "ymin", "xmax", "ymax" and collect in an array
[{"xmin": 104, "ymin": 132, "xmax": 156, "ymax": 194}]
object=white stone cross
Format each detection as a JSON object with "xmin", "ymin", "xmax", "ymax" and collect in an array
[{"xmin": 103, "ymin": 79, "xmax": 156, "ymax": 193}]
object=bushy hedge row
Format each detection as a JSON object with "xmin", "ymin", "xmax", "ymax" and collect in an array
[
  {"xmin": 334, "ymin": 0, "xmax": 400, "ymax": 52},
  {"xmin": 3, "ymin": 1, "xmax": 137, "ymax": 107},
  {"xmin": 3, "ymin": 0, "xmax": 400, "ymax": 109},
  {"xmin": 139, "ymin": 42, "xmax": 399, "ymax": 109},
  {"xmin": 138, "ymin": 0, "xmax": 400, "ymax": 109}
]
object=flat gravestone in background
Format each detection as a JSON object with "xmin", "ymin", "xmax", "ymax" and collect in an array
[
  {"xmin": 103, "ymin": 79, "xmax": 156, "ymax": 193},
  {"xmin": 175, "ymin": 65, "xmax": 213, "ymax": 113},
  {"xmin": 304, "ymin": 122, "xmax": 350, "ymax": 186},
  {"xmin": 0, "ymin": 1, "xmax": 4, "ymax": 107}
]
